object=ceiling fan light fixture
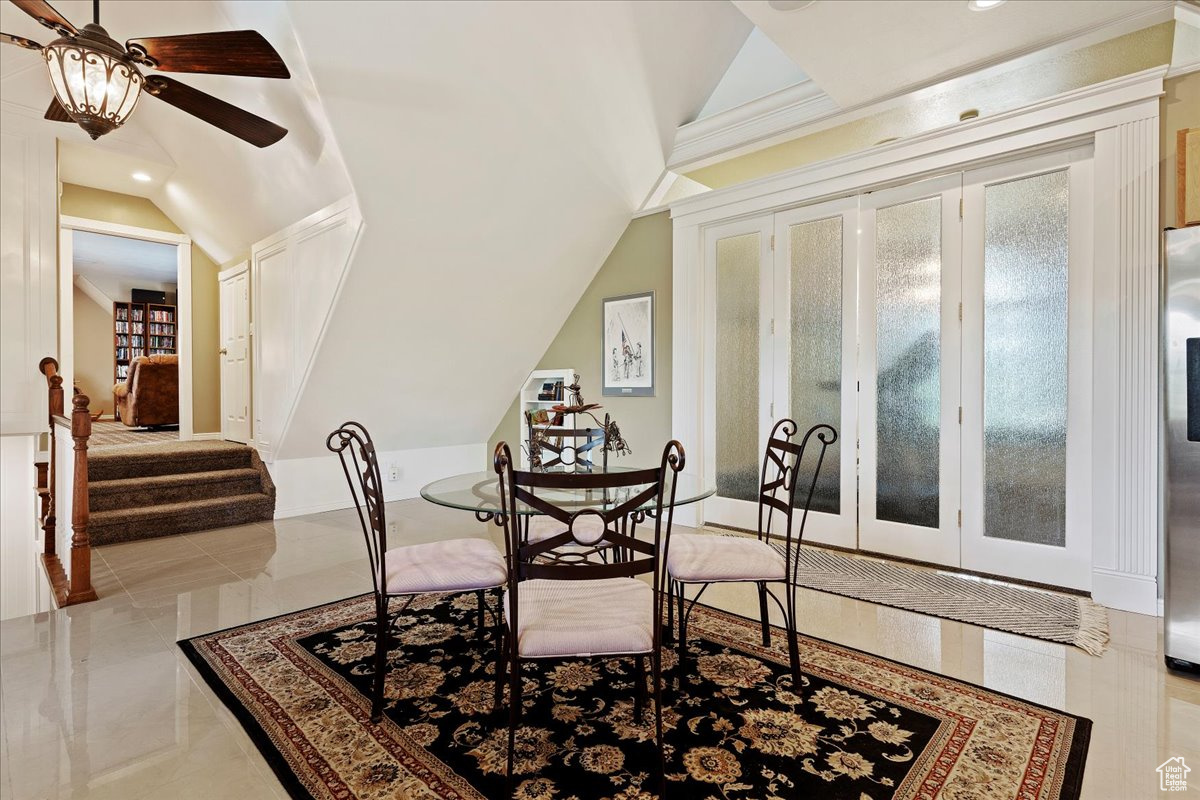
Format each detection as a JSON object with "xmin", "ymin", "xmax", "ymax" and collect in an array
[
  {"xmin": 43, "ymin": 24, "xmax": 142, "ymax": 140},
  {"xmin": 967, "ymin": 0, "xmax": 1007, "ymax": 10}
]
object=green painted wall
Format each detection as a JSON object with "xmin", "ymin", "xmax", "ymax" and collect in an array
[
  {"xmin": 60, "ymin": 183, "xmax": 222, "ymax": 433},
  {"xmin": 488, "ymin": 211, "xmax": 673, "ymax": 468}
]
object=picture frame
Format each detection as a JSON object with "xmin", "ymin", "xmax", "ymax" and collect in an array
[{"xmin": 602, "ymin": 291, "xmax": 654, "ymax": 397}]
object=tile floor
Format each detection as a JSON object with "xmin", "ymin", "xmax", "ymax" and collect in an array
[{"xmin": 1, "ymin": 499, "xmax": 1197, "ymax": 799}]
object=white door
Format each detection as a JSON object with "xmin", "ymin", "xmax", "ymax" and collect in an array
[
  {"xmin": 703, "ymin": 217, "xmax": 774, "ymax": 531},
  {"xmin": 218, "ymin": 262, "xmax": 251, "ymax": 444},
  {"xmin": 771, "ymin": 197, "xmax": 859, "ymax": 548},
  {"xmin": 959, "ymin": 148, "xmax": 1093, "ymax": 589},
  {"xmin": 858, "ymin": 174, "xmax": 963, "ymax": 567}
]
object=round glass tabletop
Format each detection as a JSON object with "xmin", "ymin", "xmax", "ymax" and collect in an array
[{"xmin": 420, "ymin": 467, "xmax": 714, "ymax": 517}]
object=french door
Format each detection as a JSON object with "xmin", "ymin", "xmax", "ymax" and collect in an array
[
  {"xmin": 701, "ymin": 149, "xmax": 1092, "ymax": 591},
  {"xmin": 703, "ymin": 197, "xmax": 858, "ymax": 549},
  {"xmin": 858, "ymin": 174, "xmax": 963, "ymax": 567},
  {"xmin": 958, "ymin": 149, "xmax": 1093, "ymax": 589}
]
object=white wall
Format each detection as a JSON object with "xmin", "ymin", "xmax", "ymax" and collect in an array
[
  {"xmin": 0, "ymin": 435, "xmax": 46, "ymax": 620},
  {"xmin": 0, "ymin": 106, "xmax": 59, "ymax": 621},
  {"xmin": 272, "ymin": 443, "xmax": 483, "ymax": 518},
  {"xmin": 252, "ymin": 196, "xmax": 362, "ymax": 463},
  {"xmin": 0, "ymin": 106, "xmax": 57, "ymax": 435},
  {"xmin": 276, "ymin": 0, "xmax": 751, "ymax": 462}
]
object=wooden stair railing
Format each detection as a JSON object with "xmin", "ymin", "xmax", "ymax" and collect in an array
[{"xmin": 38, "ymin": 357, "xmax": 97, "ymax": 607}]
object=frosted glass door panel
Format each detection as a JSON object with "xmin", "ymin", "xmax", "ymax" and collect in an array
[
  {"xmin": 715, "ymin": 232, "xmax": 761, "ymax": 502},
  {"xmin": 874, "ymin": 197, "xmax": 942, "ymax": 529},
  {"xmin": 789, "ymin": 217, "xmax": 842, "ymax": 513},
  {"xmin": 982, "ymin": 170, "xmax": 1069, "ymax": 546}
]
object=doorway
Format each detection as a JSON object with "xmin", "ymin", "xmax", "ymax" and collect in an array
[
  {"xmin": 59, "ymin": 216, "xmax": 194, "ymax": 441},
  {"xmin": 702, "ymin": 147, "xmax": 1094, "ymax": 590}
]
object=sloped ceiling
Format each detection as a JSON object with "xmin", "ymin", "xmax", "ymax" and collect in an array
[
  {"xmin": 734, "ymin": 0, "xmax": 1166, "ymax": 107},
  {"xmin": 696, "ymin": 27, "xmax": 810, "ymax": 120},
  {"xmin": 0, "ymin": 0, "xmax": 352, "ymax": 264},
  {"xmin": 279, "ymin": 0, "xmax": 750, "ymax": 458}
]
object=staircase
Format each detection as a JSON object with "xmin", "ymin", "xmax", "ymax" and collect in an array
[{"xmin": 88, "ymin": 442, "xmax": 275, "ymax": 546}]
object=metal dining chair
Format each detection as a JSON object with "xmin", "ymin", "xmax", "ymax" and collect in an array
[
  {"xmin": 493, "ymin": 439, "xmax": 684, "ymax": 798},
  {"xmin": 667, "ymin": 419, "xmax": 836, "ymax": 686},
  {"xmin": 326, "ymin": 421, "xmax": 508, "ymax": 722}
]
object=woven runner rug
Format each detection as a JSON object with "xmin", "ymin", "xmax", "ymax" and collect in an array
[
  {"xmin": 181, "ymin": 593, "xmax": 1091, "ymax": 800},
  {"xmin": 777, "ymin": 542, "xmax": 1110, "ymax": 656}
]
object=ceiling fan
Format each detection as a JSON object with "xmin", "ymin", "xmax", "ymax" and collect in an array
[{"xmin": 1, "ymin": 0, "xmax": 290, "ymax": 147}]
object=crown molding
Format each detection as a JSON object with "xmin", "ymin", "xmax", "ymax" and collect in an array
[
  {"xmin": 668, "ymin": 0, "xmax": 1177, "ymax": 174},
  {"xmin": 668, "ymin": 80, "xmax": 839, "ymax": 172},
  {"xmin": 671, "ymin": 65, "xmax": 1168, "ymax": 225},
  {"xmin": 1167, "ymin": 56, "xmax": 1200, "ymax": 78}
]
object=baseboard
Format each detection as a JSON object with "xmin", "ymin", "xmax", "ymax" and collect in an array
[
  {"xmin": 1092, "ymin": 567, "xmax": 1160, "ymax": 616},
  {"xmin": 269, "ymin": 442, "xmax": 485, "ymax": 519},
  {"xmin": 191, "ymin": 432, "xmax": 222, "ymax": 441}
]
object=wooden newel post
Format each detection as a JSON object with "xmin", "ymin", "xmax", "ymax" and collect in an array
[{"xmin": 68, "ymin": 394, "xmax": 97, "ymax": 603}]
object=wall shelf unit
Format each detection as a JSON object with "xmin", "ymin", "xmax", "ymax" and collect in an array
[{"xmin": 519, "ymin": 368, "xmax": 574, "ymax": 470}]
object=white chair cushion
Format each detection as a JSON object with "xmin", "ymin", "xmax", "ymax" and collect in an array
[
  {"xmin": 504, "ymin": 577, "xmax": 653, "ymax": 658},
  {"xmin": 526, "ymin": 516, "xmax": 568, "ymax": 543},
  {"xmin": 383, "ymin": 538, "xmax": 507, "ymax": 595},
  {"xmin": 667, "ymin": 533, "xmax": 787, "ymax": 583}
]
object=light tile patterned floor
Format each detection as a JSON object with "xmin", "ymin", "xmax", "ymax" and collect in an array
[{"xmin": 0, "ymin": 499, "xmax": 1196, "ymax": 799}]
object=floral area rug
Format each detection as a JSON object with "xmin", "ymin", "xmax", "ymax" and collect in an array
[{"xmin": 180, "ymin": 592, "xmax": 1091, "ymax": 800}]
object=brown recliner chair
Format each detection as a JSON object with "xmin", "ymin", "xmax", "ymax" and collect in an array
[{"xmin": 113, "ymin": 354, "xmax": 179, "ymax": 427}]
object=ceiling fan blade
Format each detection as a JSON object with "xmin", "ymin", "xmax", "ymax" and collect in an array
[
  {"xmin": 145, "ymin": 76, "xmax": 287, "ymax": 148},
  {"xmin": 1, "ymin": 31, "xmax": 42, "ymax": 49},
  {"xmin": 10, "ymin": 0, "xmax": 76, "ymax": 35},
  {"xmin": 126, "ymin": 31, "xmax": 289, "ymax": 78},
  {"xmin": 44, "ymin": 95, "xmax": 72, "ymax": 122}
]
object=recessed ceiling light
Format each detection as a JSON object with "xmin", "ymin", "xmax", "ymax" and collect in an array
[
  {"xmin": 967, "ymin": 0, "xmax": 1007, "ymax": 10},
  {"xmin": 131, "ymin": 172, "xmax": 152, "ymax": 182},
  {"xmin": 768, "ymin": 0, "xmax": 817, "ymax": 10}
]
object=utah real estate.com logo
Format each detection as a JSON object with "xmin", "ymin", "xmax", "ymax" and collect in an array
[{"xmin": 1158, "ymin": 757, "xmax": 1190, "ymax": 792}]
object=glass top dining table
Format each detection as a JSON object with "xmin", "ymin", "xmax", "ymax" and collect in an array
[{"xmin": 420, "ymin": 466, "xmax": 715, "ymax": 520}]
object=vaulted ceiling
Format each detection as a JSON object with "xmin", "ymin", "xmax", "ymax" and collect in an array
[
  {"xmin": 0, "ymin": 0, "xmax": 352, "ymax": 265},
  {"xmin": 278, "ymin": 0, "xmax": 751, "ymax": 457},
  {"xmin": 733, "ymin": 0, "xmax": 1167, "ymax": 108}
]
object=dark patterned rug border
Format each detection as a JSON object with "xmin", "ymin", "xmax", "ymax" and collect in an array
[{"xmin": 179, "ymin": 593, "xmax": 1092, "ymax": 800}]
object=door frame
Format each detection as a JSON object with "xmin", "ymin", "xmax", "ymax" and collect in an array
[
  {"xmin": 701, "ymin": 215, "xmax": 775, "ymax": 531},
  {"xmin": 218, "ymin": 260, "xmax": 251, "ymax": 444},
  {"xmin": 959, "ymin": 146, "xmax": 1094, "ymax": 589},
  {"xmin": 58, "ymin": 215, "xmax": 194, "ymax": 440},
  {"xmin": 857, "ymin": 173, "xmax": 963, "ymax": 567}
]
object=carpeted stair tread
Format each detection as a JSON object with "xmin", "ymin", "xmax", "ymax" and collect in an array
[
  {"xmin": 89, "ymin": 468, "xmax": 264, "ymax": 512},
  {"xmin": 89, "ymin": 493, "xmax": 276, "ymax": 546},
  {"xmin": 89, "ymin": 441, "xmax": 254, "ymax": 481}
]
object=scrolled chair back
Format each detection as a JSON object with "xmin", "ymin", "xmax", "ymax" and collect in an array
[
  {"xmin": 326, "ymin": 421, "xmax": 388, "ymax": 598},
  {"xmin": 757, "ymin": 419, "xmax": 838, "ymax": 567},
  {"xmin": 492, "ymin": 439, "xmax": 685, "ymax": 598}
]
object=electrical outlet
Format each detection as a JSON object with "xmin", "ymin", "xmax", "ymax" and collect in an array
[
  {"xmin": 388, "ymin": 521, "xmax": 397, "ymax": 537},
  {"xmin": 388, "ymin": 464, "xmax": 400, "ymax": 482}
]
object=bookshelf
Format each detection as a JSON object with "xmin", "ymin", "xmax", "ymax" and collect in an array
[
  {"xmin": 114, "ymin": 302, "xmax": 176, "ymax": 383},
  {"xmin": 519, "ymin": 368, "xmax": 574, "ymax": 470}
]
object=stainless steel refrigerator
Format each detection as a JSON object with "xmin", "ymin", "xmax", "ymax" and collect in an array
[{"xmin": 1164, "ymin": 226, "xmax": 1200, "ymax": 673}]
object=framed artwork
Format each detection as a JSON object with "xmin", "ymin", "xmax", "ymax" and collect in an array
[{"xmin": 602, "ymin": 291, "xmax": 654, "ymax": 396}]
